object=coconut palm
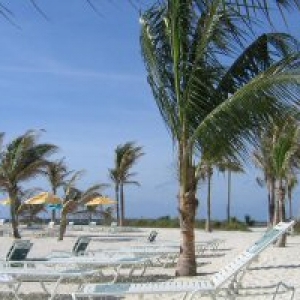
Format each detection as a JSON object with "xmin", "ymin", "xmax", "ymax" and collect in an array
[
  {"xmin": 140, "ymin": 1, "xmax": 300, "ymax": 275},
  {"xmin": 271, "ymin": 116, "xmax": 300, "ymax": 225},
  {"xmin": 42, "ymin": 158, "xmax": 71, "ymax": 222},
  {"xmin": 286, "ymin": 174, "xmax": 298, "ymax": 220},
  {"xmin": 16, "ymin": 187, "xmax": 45, "ymax": 225},
  {"xmin": 109, "ymin": 142, "xmax": 144, "ymax": 226},
  {"xmin": 254, "ymin": 112, "xmax": 300, "ymax": 232},
  {"xmin": 219, "ymin": 159, "xmax": 244, "ymax": 223},
  {"xmin": 0, "ymin": 130, "xmax": 58, "ymax": 238},
  {"xmin": 198, "ymin": 158, "xmax": 215, "ymax": 232},
  {"xmin": 253, "ymin": 130, "xmax": 277, "ymax": 225},
  {"xmin": 58, "ymin": 170, "xmax": 109, "ymax": 240}
]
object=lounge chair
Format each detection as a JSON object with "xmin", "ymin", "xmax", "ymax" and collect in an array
[
  {"xmin": 5, "ymin": 240, "xmax": 32, "ymax": 262},
  {"xmin": 34, "ymin": 221, "xmax": 58, "ymax": 238},
  {"xmin": 12, "ymin": 253, "xmax": 152, "ymax": 284},
  {"xmin": 147, "ymin": 230, "xmax": 158, "ymax": 242},
  {"xmin": 68, "ymin": 221, "xmax": 83, "ymax": 231},
  {"xmin": 45, "ymin": 236, "xmax": 91, "ymax": 258},
  {"xmin": 0, "ymin": 264, "xmax": 100, "ymax": 300},
  {"xmin": 71, "ymin": 221, "xmax": 295, "ymax": 300}
]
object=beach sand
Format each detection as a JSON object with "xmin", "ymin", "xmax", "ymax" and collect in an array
[{"xmin": 0, "ymin": 225, "xmax": 299, "ymax": 299}]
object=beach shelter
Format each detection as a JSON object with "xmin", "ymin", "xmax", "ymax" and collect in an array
[
  {"xmin": 86, "ymin": 196, "xmax": 116, "ymax": 206},
  {"xmin": 24, "ymin": 192, "xmax": 62, "ymax": 205}
]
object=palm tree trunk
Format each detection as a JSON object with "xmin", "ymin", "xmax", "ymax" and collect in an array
[
  {"xmin": 176, "ymin": 147, "xmax": 197, "ymax": 276},
  {"xmin": 269, "ymin": 178, "xmax": 276, "ymax": 225},
  {"xmin": 58, "ymin": 212, "xmax": 67, "ymax": 240},
  {"xmin": 51, "ymin": 187, "xmax": 57, "ymax": 223},
  {"xmin": 176, "ymin": 189, "xmax": 197, "ymax": 276},
  {"xmin": 115, "ymin": 185, "xmax": 120, "ymax": 225},
  {"xmin": 51, "ymin": 209, "xmax": 56, "ymax": 223},
  {"xmin": 288, "ymin": 192, "xmax": 293, "ymax": 220},
  {"xmin": 275, "ymin": 183, "xmax": 286, "ymax": 247},
  {"xmin": 205, "ymin": 172, "xmax": 212, "ymax": 232},
  {"xmin": 227, "ymin": 170, "xmax": 231, "ymax": 223},
  {"xmin": 8, "ymin": 189, "xmax": 21, "ymax": 239},
  {"xmin": 119, "ymin": 184, "xmax": 125, "ymax": 227}
]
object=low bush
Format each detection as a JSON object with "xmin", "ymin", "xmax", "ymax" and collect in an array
[{"xmin": 127, "ymin": 216, "xmax": 249, "ymax": 231}]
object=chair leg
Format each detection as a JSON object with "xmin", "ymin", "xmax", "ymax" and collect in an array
[
  {"xmin": 272, "ymin": 282, "xmax": 295, "ymax": 300},
  {"xmin": 10, "ymin": 283, "xmax": 22, "ymax": 300}
]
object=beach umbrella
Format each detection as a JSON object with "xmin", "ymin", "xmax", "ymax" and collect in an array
[
  {"xmin": 86, "ymin": 196, "xmax": 116, "ymax": 206},
  {"xmin": 0, "ymin": 198, "xmax": 11, "ymax": 205},
  {"xmin": 24, "ymin": 192, "xmax": 62, "ymax": 205}
]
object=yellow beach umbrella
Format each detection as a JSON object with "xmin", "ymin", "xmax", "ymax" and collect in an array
[
  {"xmin": 24, "ymin": 192, "xmax": 62, "ymax": 205},
  {"xmin": 86, "ymin": 196, "xmax": 116, "ymax": 207},
  {"xmin": 0, "ymin": 198, "xmax": 11, "ymax": 205}
]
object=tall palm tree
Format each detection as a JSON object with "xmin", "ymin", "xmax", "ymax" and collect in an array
[
  {"xmin": 219, "ymin": 159, "xmax": 244, "ymax": 223},
  {"xmin": 253, "ymin": 131, "xmax": 277, "ymax": 225},
  {"xmin": 254, "ymin": 112, "xmax": 300, "ymax": 230},
  {"xmin": 286, "ymin": 174, "xmax": 297, "ymax": 220},
  {"xmin": 140, "ymin": 1, "xmax": 300, "ymax": 275},
  {"xmin": 0, "ymin": 130, "xmax": 58, "ymax": 238},
  {"xmin": 272, "ymin": 116, "xmax": 300, "ymax": 212},
  {"xmin": 109, "ymin": 142, "xmax": 144, "ymax": 226},
  {"xmin": 58, "ymin": 170, "xmax": 109, "ymax": 240},
  {"xmin": 198, "ymin": 158, "xmax": 215, "ymax": 232},
  {"xmin": 271, "ymin": 116, "xmax": 300, "ymax": 247},
  {"xmin": 42, "ymin": 158, "xmax": 71, "ymax": 222}
]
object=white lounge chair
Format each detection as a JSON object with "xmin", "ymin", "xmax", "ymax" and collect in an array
[
  {"xmin": 71, "ymin": 221, "xmax": 295, "ymax": 300},
  {"xmin": 93, "ymin": 238, "xmax": 223, "ymax": 267},
  {"xmin": 45, "ymin": 236, "xmax": 91, "ymax": 258},
  {"xmin": 5, "ymin": 240, "xmax": 33, "ymax": 263},
  {"xmin": 0, "ymin": 265, "xmax": 100, "ymax": 300},
  {"xmin": 29, "ymin": 255, "xmax": 152, "ymax": 284}
]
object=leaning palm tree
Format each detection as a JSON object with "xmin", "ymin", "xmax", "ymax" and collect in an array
[
  {"xmin": 0, "ymin": 130, "xmax": 58, "ymax": 238},
  {"xmin": 16, "ymin": 187, "xmax": 45, "ymax": 225},
  {"xmin": 140, "ymin": 1, "xmax": 300, "ymax": 276},
  {"xmin": 58, "ymin": 170, "xmax": 109, "ymax": 240},
  {"xmin": 109, "ymin": 142, "xmax": 144, "ymax": 226},
  {"xmin": 42, "ymin": 158, "xmax": 71, "ymax": 222}
]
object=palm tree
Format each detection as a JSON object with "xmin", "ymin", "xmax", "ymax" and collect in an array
[
  {"xmin": 0, "ymin": 130, "xmax": 58, "ymax": 238},
  {"xmin": 286, "ymin": 174, "xmax": 297, "ymax": 220},
  {"xmin": 58, "ymin": 171, "xmax": 109, "ymax": 240},
  {"xmin": 198, "ymin": 158, "xmax": 214, "ymax": 232},
  {"xmin": 140, "ymin": 1, "xmax": 300, "ymax": 275},
  {"xmin": 219, "ymin": 159, "xmax": 244, "ymax": 223},
  {"xmin": 271, "ymin": 116, "xmax": 300, "ymax": 246},
  {"xmin": 17, "ymin": 187, "xmax": 45, "ymax": 225},
  {"xmin": 254, "ymin": 112, "xmax": 300, "ymax": 230},
  {"xmin": 253, "ymin": 131, "xmax": 277, "ymax": 225},
  {"xmin": 43, "ymin": 158, "xmax": 71, "ymax": 222},
  {"xmin": 109, "ymin": 142, "xmax": 144, "ymax": 226}
]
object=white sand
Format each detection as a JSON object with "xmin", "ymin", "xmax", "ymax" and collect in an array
[{"xmin": 0, "ymin": 225, "xmax": 299, "ymax": 299}]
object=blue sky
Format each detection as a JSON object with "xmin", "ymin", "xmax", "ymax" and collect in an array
[{"xmin": 0, "ymin": 1, "xmax": 299, "ymax": 222}]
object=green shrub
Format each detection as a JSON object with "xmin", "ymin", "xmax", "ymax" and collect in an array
[{"xmin": 126, "ymin": 217, "xmax": 249, "ymax": 231}]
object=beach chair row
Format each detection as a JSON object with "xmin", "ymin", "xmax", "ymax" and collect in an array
[{"xmin": 0, "ymin": 221, "xmax": 296, "ymax": 299}]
